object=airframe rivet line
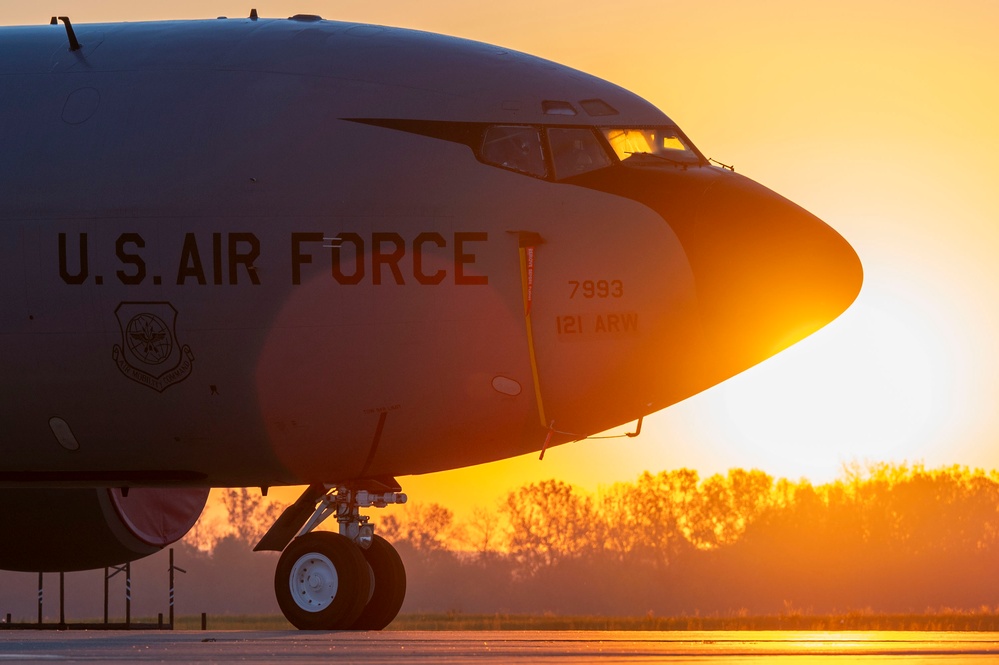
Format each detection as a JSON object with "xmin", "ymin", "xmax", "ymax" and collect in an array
[{"xmin": 519, "ymin": 245, "xmax": 548, "ymax": 430}]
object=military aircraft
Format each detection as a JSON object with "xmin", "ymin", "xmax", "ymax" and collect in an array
[{"xmin": 0, "ymin": 12, "xmax": 862, "ymax": 629}]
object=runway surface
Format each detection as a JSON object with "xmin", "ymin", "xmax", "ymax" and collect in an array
[{"xmin": 1, "ymin": 630, "xmax": 998, "ymax": 663}]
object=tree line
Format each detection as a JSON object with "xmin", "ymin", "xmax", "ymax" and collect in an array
[
  {"xmin": 375, "ymin": 464, "xmax": 999, "ymax": 615},
  {"xmin": 6, "ymin": 464, "xmax": 998, "ymax": 621}
]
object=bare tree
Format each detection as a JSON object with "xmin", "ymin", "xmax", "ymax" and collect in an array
[
  {"xmin": 379, "ymin": 502, "xmax": 456, "ymax": 552},
  {"xmin": 221, "ymin": 488, "xmax": 284, "ymax": 546},
  {"xmin": 459, "ymin": 505, "xmax": 504, "ymax": 559},
  {"xmin": 504, "ymin": 479, "xmax": 598, "ymax": 573}
]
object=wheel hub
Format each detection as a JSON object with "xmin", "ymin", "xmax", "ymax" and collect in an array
[{"xmin": 289, "ymin": 553, "xmax": 339, "ymax": 612}]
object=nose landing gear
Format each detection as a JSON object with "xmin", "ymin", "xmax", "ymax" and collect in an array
[
  {"xmin": 263, "ymin": 483, "xmax": 407, "ymax": 630},
  {"xmin": 276, "ymin": 531, "xmax": 371, "ymax": 630}
]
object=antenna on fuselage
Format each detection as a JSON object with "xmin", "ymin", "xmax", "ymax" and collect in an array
[
  {"xmin": 50, "ymin": 16, "xmax": 81, "ymax": 51},
  {"xmin": 249, "ymin": 8, "xmax": 258, "ymax": 20}
]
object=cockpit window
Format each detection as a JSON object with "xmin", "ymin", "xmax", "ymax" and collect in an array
[
  {"xmin": 481, "ymin": 125, "xmax": 547, "ymax": 177},
  {"xmin": 602, "ymin": 127, "xmax": 700, "ymax": 166},
  {"xmin": 542, "ymin": 100, "xmax": 577, "ymax": 116},
  {"xmin": 548, "ymin": 128, "xmax": 612, "ymax": 179},
  {"xmin": 579, "ymin": 99, "xmax": 618, "ymax": 117}
]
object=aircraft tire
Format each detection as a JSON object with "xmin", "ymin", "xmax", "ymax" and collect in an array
[
  {"xmin": 275, "ymin": 532, "xmax": 371, "ymax": 630},
  {"xmin": 348, "ymin": 535, "xmax": 407, "ymax": 630}
]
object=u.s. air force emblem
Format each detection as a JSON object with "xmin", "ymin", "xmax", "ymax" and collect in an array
[{"xmin": 112, "ymin": 301, "xmax": 194, "ymax": 392}]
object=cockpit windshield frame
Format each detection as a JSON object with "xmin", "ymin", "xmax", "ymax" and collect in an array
[
  {"xmin": 476, "ymin": 123, "xmax": 708, "ymax": 181},
  {"xmin": 601, "ymin": 126, "xmax": 707, "ymax": 168},
  {"xmin": 346, "ymin": 117, "xmax": 707, "ymax": 183}
]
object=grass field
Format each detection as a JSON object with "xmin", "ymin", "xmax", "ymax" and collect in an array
[
  {"xmin": 14, "ymin": 611, "xmax": 999, "ymax": 631},
  {"xmin": 164, "ymin": 611, "xmax": 999, "ymax": 632},
  {"xmin": 386, "ymin": 612, "xmax": 999, "ymax": 632}
]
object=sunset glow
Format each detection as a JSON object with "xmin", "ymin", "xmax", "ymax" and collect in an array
[{"xmin": 7, "ymin": 0, "xmax": 999, "ymax": 518}]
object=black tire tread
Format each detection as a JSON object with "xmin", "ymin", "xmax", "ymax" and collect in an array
[
  {"xmin": 274, "ymin": 532, "xmax": 371, "ymax": 630},
  {"xmin": 349, "ymin": 534, "xmax": 407, "ymax": 630}
]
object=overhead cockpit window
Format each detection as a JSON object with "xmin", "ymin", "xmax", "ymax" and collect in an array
[
  {"xmin": 481, "ymin": 125, "xmax": 547, "ymax": 177},
  {"xmin": 548, "ymin": 128, "xmax": 612, "ymax": 179},
  {"xmin": 602, "ymin": 127, "xmax": 701, "ymax": 166},
  {"xmin": 579, "ymin": 99, "xmax": 618, "ymax": 117},
  {"xmin": 542, "ymin": 100, "xmax": 577, "ymax": 116}
]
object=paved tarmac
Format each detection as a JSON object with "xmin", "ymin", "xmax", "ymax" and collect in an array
[{"xmin": 1, "ymin": 630, "xmax": 998, "ymax": 663}]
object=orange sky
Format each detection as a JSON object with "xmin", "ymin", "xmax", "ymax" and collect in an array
[{"xmin": 8, "ymin": 1, "xmax": 999, "ymax": 517}]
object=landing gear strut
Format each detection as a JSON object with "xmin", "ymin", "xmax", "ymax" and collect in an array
[{"xmin": 262, "ymin": 483, "xmax": 407, "ymax": 630}]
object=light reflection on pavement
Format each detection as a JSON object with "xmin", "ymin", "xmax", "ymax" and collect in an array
[{"xmin": 0, "ymin": 630, "xmax": 998, "ymax": 663}]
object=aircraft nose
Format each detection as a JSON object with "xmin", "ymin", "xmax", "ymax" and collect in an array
[{"xmin": 688, "ymin": 171, "xmax": 863, "ymax": 374}]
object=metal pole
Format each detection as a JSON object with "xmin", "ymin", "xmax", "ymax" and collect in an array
[
  {"xmin": 169, "ymin": 548, "xmax": 174, "ymax": 628},
  {"xmin": 59, "ymin": 572, "xmax": 65, "ymax": 626},
  {"xmin": 167, "ymin": 547, "xmax": 186, "ymax": 631},
  {"xmin": 104, "ymin": 567, "xmax": 109, "ymax": 624},
  {"xmin": 125, "ymin": 562, "xmax": 131, "ymax": 628},
  {"xmin": 36, "ymin": 573, "xmax": 42, "ymax": 625}
]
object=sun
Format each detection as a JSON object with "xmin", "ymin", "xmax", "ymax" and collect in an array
[{"xmin": 675, "ymin": 265, "xmax": 973, "ymax": 482}]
